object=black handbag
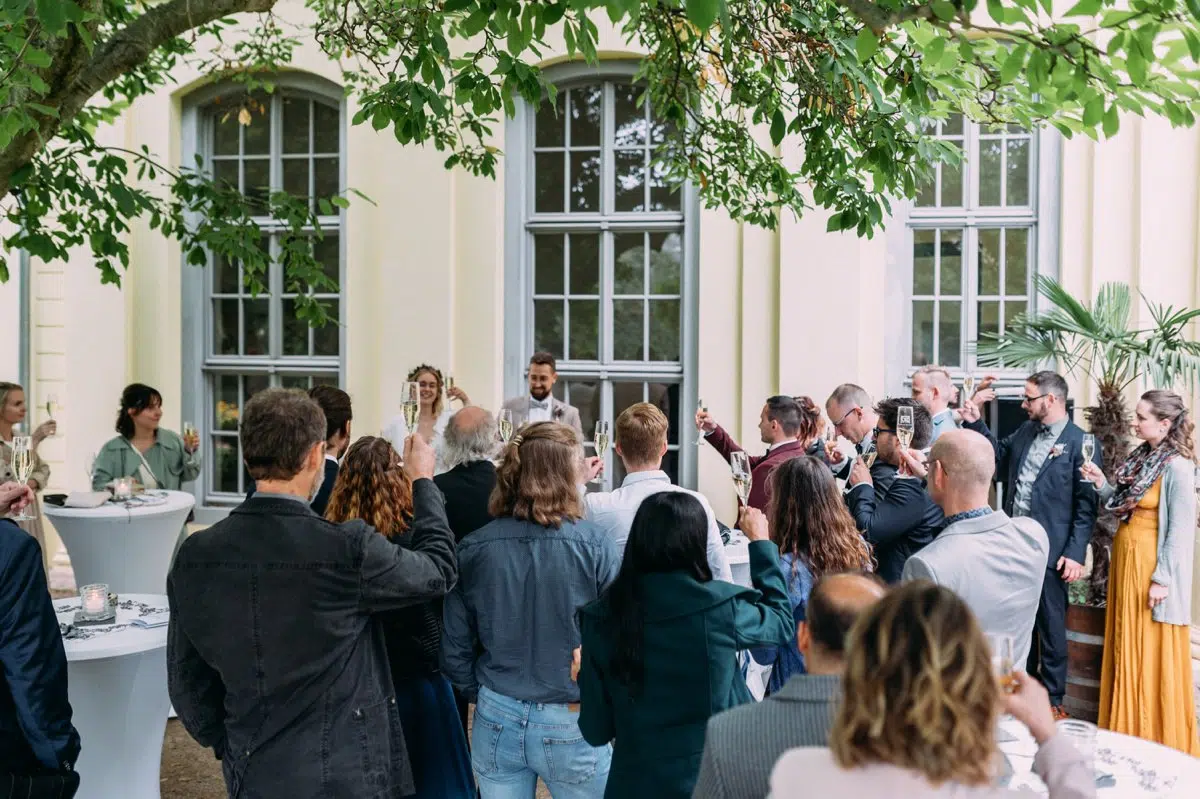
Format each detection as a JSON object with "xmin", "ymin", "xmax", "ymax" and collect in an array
[{"xmin": 0, "ymin": 770, "xmax": 80, "ymax": 799}]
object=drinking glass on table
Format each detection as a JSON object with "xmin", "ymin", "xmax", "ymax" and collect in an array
[
  {"xmin": 730, "ymin": 451, "xmax": 752, "ymax": 506},
  {"xmin": 9, "ymin": 436, "xmax": 34, "ymax": 520},
  {"xmin": 1056, "ymin": 720, "xmax": 1097, "ymax": 771},
  {"xmin": 591, "ymin": 421, "xmax": 610, "ymax": 486},
  {"xmin": 897, "ymin": 406, "xmax": 915, "ymax": 451}
]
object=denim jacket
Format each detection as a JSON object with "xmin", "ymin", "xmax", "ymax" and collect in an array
[{"xmin": 441, "ymin": 516, "xmax": 620, "ymax": 704}]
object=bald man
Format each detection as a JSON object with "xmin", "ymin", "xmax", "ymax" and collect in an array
[
  {"xmin": 911, "ymin": 365, "xmax": 957, "ymax": 444},
  {"xmin": 694, "ymin": 573, "xmax": 887, "ymax": 799},
  {"xmin": 902, "ymin": 429, "xmax": 1049, "ymax": 667}
]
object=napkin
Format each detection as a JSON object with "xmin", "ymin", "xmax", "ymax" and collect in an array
[
  {"xmin": 64, "ymin": 492, "xmax": 111, "ymax": 508},
  {"xmin": 132, "ymin": 612, "xmax": 170, "ymax": 629}
]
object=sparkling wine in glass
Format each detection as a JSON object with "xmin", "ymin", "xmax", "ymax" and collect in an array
[
  {"xmin": 45, "ymin": 393, "xmax": 58, "ymax": 423},
  {"xmin": 962, "ymin": 375, "xmax": 976, "ymax": 402},
  {"xmin": 730, "ymin": 451, "xmax": 752, "ymax": 506},
  {"xmin": 1082, "ymin": 434, "xmax": 1096, "ymax": 464},
  {"xmin": 988, "ymin": 634, "xmax": 1018, "ymax": 694},
  {"xmin": 497, "ymin": 409, "xmax": 514, "ymax": 444},
  {"xmin": 445, "ymin": 374, "xmax": 456, "ymax": 402},
  {"xmin": 592, "ymin": 421, "xmax": 610, "ymax": 485},
  {"xmin": 897, "ymin": 406, "xmax": 915, "ymax": 451},
  {"xmin": 864, "ymin": 450, "xmax": 878, "ymax": 469},
  {"xmin": 402, "ymin": 382, "xmax": 421, "ymax": 433},
  {"xmin": 695, "ymin": 398, "xmax": 708, "ymax": 446},
  {"xmin": 9, "ymin": 436, "xmax": 34, "ymax": 520}
]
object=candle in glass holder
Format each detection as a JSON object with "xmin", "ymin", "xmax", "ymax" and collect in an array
[
  {"xmin": 114, "ymin": 478, "xmax": 132, "ymax": 500},
  {"xmin": 80, "ymin": 584, "xmax": 109, "ymax": 618}
]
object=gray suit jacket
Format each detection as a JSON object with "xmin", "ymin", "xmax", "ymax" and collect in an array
[
  {"xmin": 501, "ymin": 394, "xmax": 583, "ymax": 434},
  {"xmin": 692, "ymin": 674, "xmax": 839, "ymax": 799},
  {"xmin": 902, "ymin": 511, "xmax": 1049, "ymax": 667}
]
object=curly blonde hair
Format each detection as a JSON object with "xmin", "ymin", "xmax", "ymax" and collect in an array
[
  {"xmin": 488, "ymin": 421, "xmax": 584, "ymax": 527},
  {"xmin": 830, "ymin": 581, "xmax": 999, "ymax": 787},
  {"xmin": 407, "ymin": 364, "xmax": 445, "ymax": 418},
  {"xmin": 324, "ymin": 436, "xmax": 414, "ymax": 538}
]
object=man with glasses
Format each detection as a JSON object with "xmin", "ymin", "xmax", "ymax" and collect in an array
[
  {"xmin": 843, "ymin": 398, "xmax": 944, "ymax": 583},
  {"xmin": 959, "ymin": 370, "xmax": 1100, "ymax": 720},
  {"xmin": 824, "ymin": 384, "xmax": 891, "ymax": 488}
]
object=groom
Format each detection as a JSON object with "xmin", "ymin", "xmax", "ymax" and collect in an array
[{"xmin": 501, "ymin": 352, "xmax": 583, "ymax": 433}]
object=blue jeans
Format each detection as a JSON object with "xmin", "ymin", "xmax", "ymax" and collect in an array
[{"xmin": 471, "ymin": 686, "xmax": 611, "ymax": 799}]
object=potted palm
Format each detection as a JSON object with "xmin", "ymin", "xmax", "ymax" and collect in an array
[{"xmin": 977, "ymin": 275, "xmax": 1200, "ymax": 719}]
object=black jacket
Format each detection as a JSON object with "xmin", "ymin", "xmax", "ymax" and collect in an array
[
  {"xmin": 845, "ymin": 473, "xmax": 944, "ymax": 583},
  {"xmin": 243, "ymin": 457, "xmax": 338, "ymax": 517},
  {"xmin": 167, "ymin": 482, "xmax": 457, "ymax": 798},
  {"xmin": 0, "ymin": 520, "xmax": 80, "ymax": 775},
  {"xmin": 433, "ymin": 460, "xmax": 496, "ymax": 542}
]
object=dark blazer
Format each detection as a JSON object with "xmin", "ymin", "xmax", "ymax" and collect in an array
[
  {"xmin": 964, "ymin": 419, "xmax": 1100, "ymax": 565},
  {"xmin": 704, "ymin": 426, "xmax": 807, "ymax": 511},
  {"xmin": 845, "ymin": 474, "xmax": 944, "ymax": 583},
  {"xmin": 0, "ymin": 520, "xmax": 80, "ymax": 776},
  {"xmin": 244, "ymin": 457, "xmax": 338, "ymax": 517},
  {"xmin": 577, "ymin": 541, "xmax": 794, "ymax": 799},
  {"xmin": 432, "ymin": 460, "xmax": 496, "ymax": 541},
  {"xmin": 167, "ymin": 482, "xmax": 457, "ymax": 799}
]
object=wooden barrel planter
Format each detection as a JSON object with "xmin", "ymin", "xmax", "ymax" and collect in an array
[{"xmin": 1063, "ymin": 603, "xmax": 1106, "ymax": 722}]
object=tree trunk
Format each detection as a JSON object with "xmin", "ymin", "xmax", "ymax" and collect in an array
[{"xmin": 1082, "ymin": 383, "xmax": 1131, "ymax": 604}]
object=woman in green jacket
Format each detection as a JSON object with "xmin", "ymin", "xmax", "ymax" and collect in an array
[
  {"xmin": 92, "ymin": 383, "xmax": 200, "ymax": 491},
  {"xmin": 577, "ymin": 493, "xmax": 793, "ymax": 799}
]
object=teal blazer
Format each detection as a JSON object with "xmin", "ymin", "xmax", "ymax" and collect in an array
[{"xmin": 577, "ymin": 540, "xmax": 793, "ymax": 799}]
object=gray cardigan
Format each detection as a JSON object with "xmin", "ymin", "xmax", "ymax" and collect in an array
[{"xmin": 1098, "ymin": 455, "xmax": 1197, "ymax": 626}]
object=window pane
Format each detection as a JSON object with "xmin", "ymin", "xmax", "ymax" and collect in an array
[
  {"xmin": 939, "ymin": 300, "xmax": 962, "ymax": 367},
  {"xmin": 245, "ymin": 373, "xmax": 270, "ymax": 402},
  {"xmin": 569, "ymin": 152, "xmax": 600, "ymax": 212},
  {"xmin": 243, "ymin": 106, "xmax": 270, "ymax": 155},
  {"xmin": 613, "ymin": 234, "xmax": 645, "ymax": 295},
  {"xmin": 1007, "ymin": 139, "xmax": 1030, "ymax": 205},
  {"xmin": 568, "ymin": 300, "xmax": 599, "ymax": 360},
  {"xmin": 913, "ymin": 230, "xmax": 935, "ymax": 294},
  {"xmin": 280, "ymin": 375, "xmax": 309, "ymax": 390},
  {"xmin": 649, "ymin": 232, "xmax": 682, "ymax": 294},
  {"xmin": 282, "ymin": 98, "xmax": 310, "ymax": 154},
  {"xmin": 614, "ymin": 84, "xmax": 647, "ymax": 147},
  {"xmin": 213, "ymin": 113, "xmax": 240, "ymax": 156},
  {"xmin": 314, "ymin": 234, "xmax": 339, "ymax": 285},
  {"xmin": 214, "ymin": 253, "xmax": 239, "ymax": 294},
  {"xmin": 313, "ymin": 375, "xmax": 339, "ymax": 388},
  {"xmin": 313, "ymin": 101, "xmax": 340, "ymax": 153},
  {"xmin": 912, "ymin": 300, "xmax": 934, "ymax": 366},
  {"xmin": 978, "ymin": 300, "xmax": 1000, "ymax": 340},
  {"xmin": 534, "ymin": 234, "xmax": 565, "ymax": 295},
  {"xmin": 213, "ymin": 159, "xmax": 238, "ymax": 191},
  {"xmin": 649, "ymin": 299, "xmax": 680, "ymax": 361},
  {"xmin": 1006, "ymin": 229, "xmax": 1029, "ymax": 294},
  {"xmin": 941, "ymin": 145, "xmax": 963, "ymax": 207},
  {"xmin": 282, "ymin": 299, "xmax": 308, "ymax": 355},
  {"xmin": 214, "ymin": 300, "xmax": 238, "ymax": 354},
  {"xmin": 244, "ymin": 299, "xmax": 270, "ymax": 355},
  {"xmin": 213, "ymin": 437, "xmax": 239, "ymax": 493},
  {"xmin": 613, "ymin": 300, "xmax": 644, "ymax": 360},
  {"xmin": 1004, "ymin": 300, "xmax": 1027, "ymax": 330},
  {"xmin": 535, "ymin": 153, "xmax": 565, "ymax": 213},
  {"xmin": 943, "ymin": 113, "xmax": 964, "ymax": 136},
  {"xmin": 557, "ymin": 379, "xmax": 599, "ymax": 439},
  {"xmin": 534, "ymin": 300, "xmax": 564, "ymax": 358},
  {"xmin": 215, "ymin": 375, "xmax": 240, "ymax": 431},
  {"xmin": 915, "ymin": 168, "xmax": 936, "ymax": 207},
  {"xmin": 979, "ymin": 138, "xmax": 1002, "ymax": 206},
  {"xmin": 243, "ymin": 158, "xmax": 270, "ymax": 209},
  {"xmin": 314, "ymin": 157, "xmax": 338, "ymax": 202},
  {"xmin": 940, "ymin": 230, "xmax": 963, "ymax": 294},
  {"xmin": 979, "ymin": 229, "xmax": 1001, "ymax": 295},
  {"xmin": 536, "ymin": 92, "xmax": 565, "ymax": 148},
  {"xmin": 314, "ymin": 304, "xmax": 339, "ymax": 356},
  {"xmin": 614, "ymin": 150, "xmax": 646, "ymax": 212},
  {"xmin": 568, "ymin": 234, "xmax": 600, "ymax": 295},
  {"xmin": 649, "ymin": 158, "xmax": 678, "ymax": 211},
  {"xmin": 569, "ymin": 86, "xmax": 601, "ymax": 147},
  {"xmin": 283, "ymin": 158, "xmax": 309, "ymax": 199}
]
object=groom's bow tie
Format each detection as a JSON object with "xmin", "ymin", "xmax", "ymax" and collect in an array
[{"xmin": 530, "ymin": 398, "xmax": 550, "ymax": 410}]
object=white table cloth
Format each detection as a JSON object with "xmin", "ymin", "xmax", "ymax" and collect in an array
[
  {"xmin": 725, "ymin": 532, "xmax": 772, "ymax": 700},
  {"xmin": 999, "ymin": 717, "xmax": 1200, "ymax": 797},
  {"xmin": 55, "ymin": 594, "xmax": 170, "ymax": 799},
  {"xmin": 46, "ymin": 490, "xmax": 194, "ymax": 594}
]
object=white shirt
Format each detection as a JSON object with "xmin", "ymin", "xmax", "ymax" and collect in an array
[
  {"xmin": 767, "ymin": 437, "xmax": 799, "ymax": 453},
  {"xmin": 584, "ymin": 471, "xmax": 733, "ymax": 583},
  {"xmin": 525, "ymin": 396, "xmax": 554, "ymax": 424},
  {"xmin": 382, "ymin": 408, "xmax": 454, "ymax": 474}
]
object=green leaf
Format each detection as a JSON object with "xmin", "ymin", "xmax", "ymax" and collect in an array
[
  {"xmin": 1083, "ymin": 96, "xmax": 1105, "ymax": 126},
  {"xmin": 686, "ymin": 0, "xmax": 720, "ymax": 29},
  {"xmin": 855, "ymin": 29, "xmax": 879, "ymax": 64},
  {"xmin": 770, "ymin": 109, "xmax": 786, "ymax": 146},
  {"xmin": 1000, "ymin": 45, "xmax": 1027, "ymax": 84},
  {"xmin": 329, "ymin": 196, "xmax": 350, "ymax": 209},
  {"xmin": 924, "ymin": 36, "xmax": 946, "ymax": 67},
  {"xmin": 24, "ymin": 47, "xmax": 52, "ymax": 68},
  {"xmin": 35, "ymin": 0, "xmax": 67, "ymax": 35},
  {"xmin": 987, "ymin": 0, "xmax": 1006, "ymax": 24},
  {"xmin": 1102, "ymin": 105, "xmax": 1120, "ymax": 137},
  {"xmin": 826, "ymin": 212, "xmax": 844, "ymax": 232},
  {"xmin": 931, "ymin": 0, "xmax": 957, "ymax": 21},
  {"xmin": 1064, "ymin": 0, "xmax": 1102, "ymax": 17}
]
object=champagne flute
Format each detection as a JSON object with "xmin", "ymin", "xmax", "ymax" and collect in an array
[
  {"xmin": 401, "ymin": 381, "xmax": 421, "ymax": 434},
  {"xmin": 864, "ymin": 450, "xmax": 878, "ymax": 469},
  {"xmin": 9, "ymin": 435, "xmax": 34, "ymax": 520},
  {"xmin": 962, "ymin": 375, "xmax": 976, "ymax": 403},
  {"xmin": 987, "ymin": 634, "xmax": 1018, "ymax": 694},
  {"xmin": 730, "ymin": 451, "xmax": 752, "ymax": 507},
  {"xmin": 897, "ymin": 406, "xmax": 915, "ymax": 451},
  {"xmin": 445, "ymin": 374, "xmax": 456, "ymax": 405},
  {"xmin": 695, "ymin": 398, "xmax": 708, "ymax": 446},
  {"xmin": 592, "ymin": 421, "xmax": 610, "ymax": 486},
  {"xmin": 183, "ymin": 420, "xmax": 197, "ymax": 451},
  {"xmin": 85, "ymin": 451, "xmax": 96, "ymax": 487},
  {"xmin": 497, "ymin": 409, "xmax": 514, "ymax": 444},
  {"xmin": 46, "ymin": 393, "xmax": 58, "ymax": 423},
  {"xmin": 1082, "ymin": 433, "xmax": 1096, "ymax": 464}
]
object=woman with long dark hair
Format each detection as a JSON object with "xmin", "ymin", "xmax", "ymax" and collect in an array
[
  {"xmin": 1081, "ymin": 389, "xmax": 1200, "ymax": 754},
  {"xmin": 324, "ymin": 436, "xmax": 475, "ymax": 798},
  {"xmin": 577, "ymin": 494, "xmax": 792, "ymax": 799},
  {"xmin": 750, "ymin": 455, "xmax": 873, "ymax": 695},
  {"xmin": 92, "ymin": 383, "xmax": 199, "ymax": 491}
]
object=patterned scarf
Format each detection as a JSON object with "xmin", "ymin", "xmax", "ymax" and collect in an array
[{"xmin": 1105, "ymin": 441, "xmax": 1176, "ymax": 520}]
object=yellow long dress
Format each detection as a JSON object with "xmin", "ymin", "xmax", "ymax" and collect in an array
[{"xmin": 1097, "ymin": 477, "xmax": 1200, "ymax": 755}]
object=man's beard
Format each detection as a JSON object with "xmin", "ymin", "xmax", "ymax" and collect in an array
[
  {"xmin": 530, "ymin": 386, "xmax": 551, "ymax": 401},
  {"xmin": 308, "ymin": 464, "xmax": 325, "ymax": 503}
]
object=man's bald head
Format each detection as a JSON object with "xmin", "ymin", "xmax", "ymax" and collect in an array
[
  {"xmin": 442, "ymin": 406, "xmax": 498, "ymax": 468},
  {"xmin": 927, "ymin": 428, "xmax": 995, "ymax": 513},
  {"xmin": 800, "ymin": 572, "xmax": 888, "ymax": 673}
]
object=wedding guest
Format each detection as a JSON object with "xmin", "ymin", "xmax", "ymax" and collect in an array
[
  {"xmin": 770, "ymin": 582, "xmax": 1095, "ymax": 799},
  {"xmin": 1080, "ymin": 390, "xmax": 1200, "ymax": 755},
  {"xmin": 92, "ymin": 383, "xmax": 200, "ymax": 491},
  {"xmin": 586, "ymin": 402, "xmax": 731, "ymax": 581},
  {"xmin": 577, "ymin": 496, "xmax": 793, "ymax": 799},
  {"xmin": 959, "ymin": 371, "xmax": 1098, "ymax": 719},
  {"xmin": 911, "ymin": 365, "xmax": 958, "ymax": 443},
  {"xmin": 433, "ymin": 406, "xmax": 498, "ymax": 542},
  {"xmin": 442, "ymin": 421, "xmax": 617, "ymax": 798},
  {"xmin": 0, "ymin": 382, "xmax": 55, "ymax": 568},
  {"xmin": 694, "ymin": 573, "xmax": 887, "ymax": 799},
  {"xmin": 383, "ymin": 364, "xmax": 469, "ymax": 470},
  {"xmin": 168, "ymin": 389, "xmax": 457, "ymax": 798},
  {"xmin": 902, "ymin": 429, "xmax": 1049, "ymax": 668},
  {"xmin": 844, "ymin": 399, "xmax": 943, "ymax": 583},
  {"xmin": 324, "ymin": 436, "xmax": 475, "ymax": 797},
  {"xmin": 246, "ymin": 384, "xmax": 352, "ymax": 516},
  {"xmin": 824, "ymin": 384, "xmax": 879, "ymax": 482},
  {"xmin": 696, "ymin": 395, "xmax": 821, "ymax": 511},
  {"xmin": 0, "ymin": 481, "xmax": 80, "ymax": 797},
  {"xmin": 748, "ymin": 456, "xmax": 873, "ymax": 695},
  {"xmin": 500, "ymin": 352, "xmax": 583, "ymax": 433}
]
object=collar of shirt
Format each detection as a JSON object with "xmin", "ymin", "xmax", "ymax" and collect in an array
[
  {"xmin": 933, "ymin": 408, "xmax": 955, "ymax": 423},
  {"xmin": 252, "ymin": 491, "xmax": 309, "ymax": 504},
  {"xmin": 767, "ymin": 437, "xmax": 799, "ymax": 453},
  {"xmin": 620, "ymin": 470, "xmax": 671, "ymax": 489},
  {"xmin": 325, "ymin": 454, "xmax": 339, "ymax": 465},
  {"xmin": 529, "ymin": 396, "xmax": 552, "ymax": 409},
  {"xmin": 942, "ymin": 507, "xmax": 994, "ymax": 527}
]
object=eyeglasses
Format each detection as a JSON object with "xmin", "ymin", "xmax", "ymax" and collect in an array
[
  {"xmin": 832, "ymin": 406, "xmax": 861, "ymax": 427},
  {"xmin": 1021, "ymin": 393, "xmax": 1050, "ymax": 404},
  {"xmin": 872, "ymin": 426, "xmax": 895, "ymax": 439}
]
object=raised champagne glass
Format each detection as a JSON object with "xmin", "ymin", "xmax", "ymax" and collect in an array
[
  {"xmin": 445, "ymin": 374, "xmax": 456, "ymax": 405},
  {"xmin": 695, "ymin": 398, "xmax": 708, "ymax": 446},
  {"xmin": 897, "ymin": 405, "xmax": 915, "ymax": 451},
  {"xmin": 9, "ymin": 435, "xmax": 34, "ymax": 520},
  {"xmin": 864, "ymin": 450, "xmax": 878, "ymax": 469},
  {"xmin": 1082, "ymin": 433, "xmax": 1096, "ymax": 464},
  {"xmin": 730, "ymin": 451, "xmax": 752, "ymax": 507},
  {"xmin": 987, "ymin": 634, "xmax": 1018, "ymax": 694},
  {"xmin": 497, "ymin": 409, "xmax": 514, "ymax": 444},
  {"xmin": 401, "ymin": 381, "xmax": 421, "ymax": 434},
  {"xmin": 962, "ymin": 375, "xmax": 976, "ymax": 403},
  {"xmin": 46, "ymin": 393, "xmax": 58, "ymax": 424},
  {"xmin": 592, "ymin": 421, "xmax": 610, "ymax": 486}
]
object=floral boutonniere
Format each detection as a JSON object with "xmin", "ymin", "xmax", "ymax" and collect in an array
[
  {"xmin": 552, "ymin": 405, "xmax": 564, "ymax": 420},
  {"xmin": 1048, "ymin": 444, "xmax": 1066, "ymax": 460}
]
